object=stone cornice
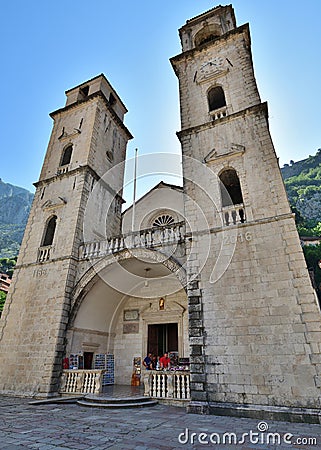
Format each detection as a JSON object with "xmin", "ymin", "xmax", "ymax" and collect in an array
[
  {"xmin": 65, "ymin": 73, "xmax": 128, "ymax": 113},
  {"xmin": 15, "ymin": 254, "xmax": 79, "ymax": 271},
  {"xmin": 182, "ymin": 5, "xmax": 234, "ymax": 29},
  {"xmin": 34, "ymin": 164, "xmax": 125, "ymax": 203},
  {"xmin": 177, "ymin": 102, "xmax": 268, "ymax": 142},
  {"xmin": 49, "ymin": 92, "xmax": 133, "ymax": 140},
  {"xmin": 171, "ymin": 23, "xmax": 250, "ymax": 74},
  {"xmin": 184, "ymin": 212, "xmax": 295, "ymax": 239}
]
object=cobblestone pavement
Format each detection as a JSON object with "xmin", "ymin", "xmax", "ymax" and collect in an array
[{"xmin": 0, "ymin": 396, "xmax": 320, "ymax": 450}]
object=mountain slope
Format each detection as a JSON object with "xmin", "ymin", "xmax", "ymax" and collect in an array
[
  {"xmin": 281, "ymin": 149, "xmax": 321, "ymax": 227},
  {"xmin": 0, "ymin": 179, "xmax": 33, "ymax": 258}
]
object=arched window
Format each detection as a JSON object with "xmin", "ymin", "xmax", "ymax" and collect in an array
[
  {"xmin": 194, "ymin": 25, "xmax": 220, "ymax": 48},
  {"xmin": 219, "ymin": 169, "xmax": 244, "ymax": 207},
  {"xmin": 42, "ymin": 216, "xmax": 57, "ymax": 246},
  {"xmin": 60, "ymin": 145, "xmax": 73, "ymax": 166},
  {"xmin": 208, "ymin": 86, "xmax": 226, "ymax": 112}
]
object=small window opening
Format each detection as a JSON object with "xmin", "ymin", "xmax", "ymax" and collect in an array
[
  {"xmin": 80, "ymin": 86, "xmax": 89, "ymax": 97},
  {"xmin": 109, "ymin": 93, "xmax": 116, "ymax": 106},
  {"xmin": 220, "ymin": 169, "xmax": 244, "ymax": 207},
  {"xmin": 199, "ymin": 34, "xmax": 219, "ymax": 46},
  {"xmin": 106, "ymin": 150, "xmax": 114, "ymax": 162},
  {"xmin": 208, "ymin": 86, "xmax": 226, "ymax": 112},
  {"xmin": 60, "ymin": 145, "xmax": 73, "ymax": 166},
  {"xmin": 194, "ymin": 25, "xmax": 220, "ymax": 48},
  {"xmin": 42, "ymin": 216, "xmax": 57, "ymax": 246}
]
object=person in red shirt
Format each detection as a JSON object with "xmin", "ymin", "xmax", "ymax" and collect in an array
[{"xmin": 159, "ymin": 352, "xmax": 171, "ymax": 369}]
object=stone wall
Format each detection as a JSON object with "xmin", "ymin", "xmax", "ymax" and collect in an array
[{"xmin": 173, "ymin": 5, "xmax": 321, "ymax": 410}]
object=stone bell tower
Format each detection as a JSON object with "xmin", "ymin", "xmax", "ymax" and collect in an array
[
  {"xmin": 0, "ymin": 74, "xmax": 132, "ymax": 396},
  {"xmin": 171, "ymin": 6, "xmax": 321, "ymax": 416}
]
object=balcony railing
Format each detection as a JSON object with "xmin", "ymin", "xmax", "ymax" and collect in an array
[
  {"xmin": 37, "ymin": 245, "xmax": 52, "ymax": 262},
  {"xmin": 79, "ymin": 221, "xmax": 185, "ymax": 260},
  {"xmin": 143, "ymin": 370, "xmax": 190, "ymax": 401},
  {"xmin": 57, "ymin": 165, "xmax": 70, "ymax": 175},
  {"xmin": 210, "ymin": 106, "xmax": 227, "ymax": 121},
  {"xmin": 222, "ymin": 203, "xmax": 246, "ymax": 226},
  {"xmin": 60, "ymin": 369, "xmax": 106, "ymax": 395}
]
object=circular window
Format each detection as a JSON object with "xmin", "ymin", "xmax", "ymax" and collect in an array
[{"xmin": 152, "ymin": 214, "xmax": 175, "ymax": 227}]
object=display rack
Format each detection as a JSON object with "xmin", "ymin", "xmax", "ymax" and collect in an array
[
  {"xmin": 69, "ymin": 353, "xmax": 84, "ymax": 369},
  {"xmin": 94, "ymin": 353, "xmax": 114, "ymax": 385}
]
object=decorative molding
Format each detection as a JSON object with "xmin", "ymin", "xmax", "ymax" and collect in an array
[
  {"xmin": 70, "ymin": 327, "xmax": 112, "ymax": 337},
  {"xmin": 123, "ymin": 322, "xmax": 139, "ymax": 334},
  {"xmin": 42, "ymin": 197, "xmax": 67, "ymax": 211},
  {"xmin": 124, "ymin": 309, "xmax": 139, "ymax": 321},
  {"xmin": 81, "ymin": 342, "xmax": 100, "ymax": 349},
  {"xmin": 203, "ymin": 143, "xmax": 245, "ymax": 163},
  {"xmin": 58, "ymin": 128, "xmax": 81, "ymax": 141},
  {"xmin": 196, "ymin": 57, "xmax": 229, "ymax": 84}
]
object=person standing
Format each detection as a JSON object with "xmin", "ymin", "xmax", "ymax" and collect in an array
[
  {"xmin": 159, "ymin": 352, "xmax": 171, "ymax": 370},
  {"xmin": 143, "ymin": 352, "xmax": 153, "ymax": 370}
]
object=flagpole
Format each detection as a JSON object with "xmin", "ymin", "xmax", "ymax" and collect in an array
[{"xmin": 131, "ymin": 148, "xmax": 138, "ymax": 232}]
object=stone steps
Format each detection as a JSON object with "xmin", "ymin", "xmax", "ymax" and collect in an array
[
  {"xmin": 77, "ymin": 394, "xmax": 158, "ymax": 409},
  {"xmin": 29, "ymin": 396, "xmax": 84, "ymax": 405}
]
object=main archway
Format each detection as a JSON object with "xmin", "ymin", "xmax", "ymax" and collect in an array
[{"xmin": 66, "ymin": 249, "xmax": 188, "ymax": 385}]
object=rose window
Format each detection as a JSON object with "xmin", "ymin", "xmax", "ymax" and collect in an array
[{"xmin": 152, "ymin": 214, "xmax": 175, "ymax": 227}]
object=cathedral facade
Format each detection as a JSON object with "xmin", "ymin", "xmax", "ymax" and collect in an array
[{"xmin": 0, "ymin": 5, "xmax": 321, "ymax": 418}]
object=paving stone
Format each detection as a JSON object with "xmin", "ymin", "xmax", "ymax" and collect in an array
[{"xmin": 1, "ymin": 395, "xmax": 320, "ymax": 449}]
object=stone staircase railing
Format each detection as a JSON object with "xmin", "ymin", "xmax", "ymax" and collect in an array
[
  {"xmin": 60, "ymin": 369, "xmax": 106, "ymax": 394},
  {"xmin": 143, "ymin": 370, "xmax": 190, "ymax": 401},
  {"xmin": 79, "ymin": 221, "xmax": 185, "ymax": 259}
]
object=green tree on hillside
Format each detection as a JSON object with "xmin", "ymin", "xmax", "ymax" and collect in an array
[
  {"xmin": 303, "ymin": 244, "xmax": 321, "ymax": 297},
  {"xmin": 0, "ymin": 291, "xmax": 6, "ymax": 316},
  {"xmin": 0, "ymin": 257, "xmax": 16, "ymax": 277}
]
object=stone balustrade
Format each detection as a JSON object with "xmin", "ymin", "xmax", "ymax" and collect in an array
[
  {"xmin": 60, "ymin": 369, "xmax": 106, "ymax": 394},
  {"xmin": 37, "ymin": 245, "xmax": 52, "ymax": 262},
  {"xmin": 143, "ymin": 370, "xmax": 190, "ymax": 402},
  {"xmin": 210, "ymin": 106, "xmax": 227, "ymax": 121},
  {"xmin": 79, "ymin": 221, "xmax": 185, "ymax": 260},
  {"xmin": 57, "ymin": 165, "xmax": 70, "ymax": 175},
  {"xmin": 222, "ymin": 203, "xmax": 246, "ymax": 226}
]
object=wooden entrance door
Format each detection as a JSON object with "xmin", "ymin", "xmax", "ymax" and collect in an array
[{"xmin": 148, "ymin": 323, "xmax": 178, "ymax": 357}]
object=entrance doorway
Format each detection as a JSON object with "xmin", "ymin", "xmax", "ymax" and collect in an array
[
  {"xmin": 148, "ymin": 323, "xmax": 178, "ymax": 357},
  {"xmin": 84, "ymin": 351, "xmax": 94, "ymax": 369}
]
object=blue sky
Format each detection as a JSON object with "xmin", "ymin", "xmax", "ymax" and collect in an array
[{"xmin": 1, "ymin": 1, "xmax": 320, "ymax": 203}]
